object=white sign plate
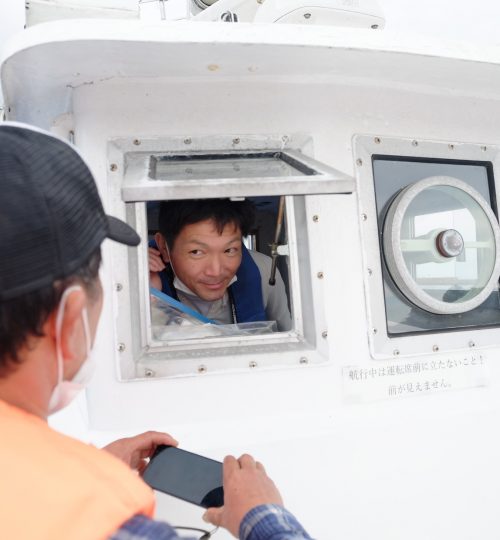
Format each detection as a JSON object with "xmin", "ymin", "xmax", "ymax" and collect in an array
[{"xmin": 342, "ymin": 353, "xmax": 489, "ymax": 403}]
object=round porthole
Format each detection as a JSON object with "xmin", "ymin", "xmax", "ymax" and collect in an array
[{"xmin": 383, "ymin": 176, "xmax": 500, "ymax": 314}]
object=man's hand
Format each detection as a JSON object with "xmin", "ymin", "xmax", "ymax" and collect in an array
[
  {"xmin": 149, "ymin": 247, "xmax": 166, "ymax": 290},
  {"xmin": 103, "ymin": 431, "xmax": 178, "ymax": 474},
  {"xmin": 149, "ymin": 247, "xmax": 166, "ymax": 273},
  {"xmin": 203, "ymin": 454, "xmax": 284, "ymax": 538}
]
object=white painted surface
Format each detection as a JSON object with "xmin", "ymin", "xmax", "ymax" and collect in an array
[
  {"xmin": 0, "ymin": 1, "xmax": 24, "ymax": 108},
  {"xmin": 3, "ymin": 6, "xmax": 500, "ymax": 540}
]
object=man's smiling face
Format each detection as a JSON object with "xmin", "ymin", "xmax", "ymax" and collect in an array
[{"xmin": 161, "ymin": 219, "xmax": 243, "ymax": 301}]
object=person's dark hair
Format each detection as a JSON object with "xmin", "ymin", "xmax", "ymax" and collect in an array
[
  {"xmin": 158, "ymin": 199, "xmax": 255, "ymax": 248},
  {"xmin": 0, "ymin": 248, "xmax": 102, "ymax": 377}
]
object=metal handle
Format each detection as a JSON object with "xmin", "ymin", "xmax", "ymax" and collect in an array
[{"xmin": 269, "ymin": 195, "xmax": 286, "ymax": 286}]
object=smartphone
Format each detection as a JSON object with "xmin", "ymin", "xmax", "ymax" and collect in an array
[{"xmin": 143, "ymin": 445, "xmax": 224, "ymax": 508}]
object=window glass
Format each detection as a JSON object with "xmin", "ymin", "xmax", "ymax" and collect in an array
[
  {"xmin": 150, "ymin": 153, "xmax": 311, "ymax": 182},
  {"xmin": 373, "ymin": 157, "xmax": 500, "ymax": 335}
]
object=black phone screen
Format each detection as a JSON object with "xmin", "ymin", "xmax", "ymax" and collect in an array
[{"xmin": 143, "ymin": 445, "xmax": 224, "ymax": 508}]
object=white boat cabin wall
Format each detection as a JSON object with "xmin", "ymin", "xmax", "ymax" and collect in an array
[{"xmin": 2, "ymin": 3, "xmax": 500, "ymax": 539}]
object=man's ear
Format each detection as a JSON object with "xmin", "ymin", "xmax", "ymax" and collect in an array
[
  {"xmin": 47, "ymin": 288, "xmax": 87, "ymax": 366},
  {"xmin": 155, "ymin": 232, "xmax": 170, "ymax": 263}
]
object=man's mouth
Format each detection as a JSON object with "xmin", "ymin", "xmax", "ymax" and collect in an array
[{"xmin": 201, "ymin": 280, "xmax": 226, "ymax": 290}]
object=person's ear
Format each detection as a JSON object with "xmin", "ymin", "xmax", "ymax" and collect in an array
[
  {"xmin": 155, "ymin": 232, "xmax": 170, "ymax": 263},
  {"xmin": 48, "ymin": 288, "xmax": 87, "ymax": 368}
]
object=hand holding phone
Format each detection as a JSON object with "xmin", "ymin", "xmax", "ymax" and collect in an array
[
  {"xmin": 203, "ymin": 454, "xmax": 283, "ymax": 538},
  {"xmin": 143, "ymin": 447, "xmax": 284, "ymax": 538},
  {"xmin": 103, "ymin": 431, "xmax": 178, "ymax": 474}
]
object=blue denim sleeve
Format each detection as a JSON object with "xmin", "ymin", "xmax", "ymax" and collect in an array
[
  {"xmin": 239, "ymin": 504, "xmax": 313, "ymax": 540},
  {"xmin": 108, "ymin": 514, "xmax": 198, "ymax": 540}
]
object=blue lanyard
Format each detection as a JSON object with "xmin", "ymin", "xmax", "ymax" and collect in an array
[{"xmin": 150, "ymin": 287, "xmax": 219, "ymax": 325}]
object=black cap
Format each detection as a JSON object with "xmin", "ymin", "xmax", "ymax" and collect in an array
[{"xmin": 0, "ymin": 123, "xmax": 140, "ymax": 301}]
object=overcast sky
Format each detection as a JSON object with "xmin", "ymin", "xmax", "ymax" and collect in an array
[{"xmin": 2, "ymin": 0, "xmax": 500, "ymax": 107}]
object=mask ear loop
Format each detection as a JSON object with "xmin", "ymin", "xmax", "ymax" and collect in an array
[
  {"xmin": 164, "ymin": 241, "xmax": 178, "ymax": 278},
  {"xmin": 81, "ymin": 305, "xmax": 91, "ymax": 356}
]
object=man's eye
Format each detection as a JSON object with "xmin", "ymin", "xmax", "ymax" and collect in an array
[
  {"xmin": 189, "ymin": 249, "xmax": 203, "ymax": 256},
  {"xmin": 225, "ymin": 247, "xmax": 240, "ymax": 255}
]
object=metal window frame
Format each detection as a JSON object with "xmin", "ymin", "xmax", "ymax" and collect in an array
[
  {"xmin": 120, "ymin": 136, "xmax": 354, "ymax": 202},
  {"xmin": 354, "ymin": 134, "xmax": 500, "ymax": 359},
  {"xmin": 107, "ymin": 134, "xmax": 339, "ymax": 379}
]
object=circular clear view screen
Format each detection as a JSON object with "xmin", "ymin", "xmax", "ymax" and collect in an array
[{"xmin": 383, "ymin": 176, "xmax": 500, "ymax": 314}]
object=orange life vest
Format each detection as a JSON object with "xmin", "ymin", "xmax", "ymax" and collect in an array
[{"xmin": 0, "ymin": 399, "xmax": 155, "ymax": 540}]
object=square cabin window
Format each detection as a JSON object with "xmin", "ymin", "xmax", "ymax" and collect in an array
[
  {"xmin": 146, "ymin": 196, "xmax": 293, "ymax": 338},
  {"xmin": 107, "ymin": 136, "xmax": 353, "ymax": 379}
]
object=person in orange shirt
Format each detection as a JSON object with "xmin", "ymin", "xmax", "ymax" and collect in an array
[{"xmin": 0, "ymin": 123, "xmax": 312, "ymax": 540}]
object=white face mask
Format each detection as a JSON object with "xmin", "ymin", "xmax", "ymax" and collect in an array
[
  {"xmin": 165, "ymin": 242, "xmax": 193, "ymax": 295},
  {"xmin": 48, "ymin": 285, "xmax": 96, "ymax": 415}
]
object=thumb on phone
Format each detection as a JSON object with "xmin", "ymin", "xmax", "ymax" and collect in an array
[{"xmin": 203, "ymin": 507, "xmax": 223, "ymax": 527}]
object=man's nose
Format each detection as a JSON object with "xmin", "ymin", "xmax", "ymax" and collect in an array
[{"xmin": 205, "ymin": 255, "xmax": 222, "ymax": 276}]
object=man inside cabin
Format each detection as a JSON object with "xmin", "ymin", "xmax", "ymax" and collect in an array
[
  {"xmin": 0, "ymin": 123, "xmax": 312, "ymax": 540},
  {"xmin": 149, "ymin": 199, "xmax": 292, "ymax": 330}
]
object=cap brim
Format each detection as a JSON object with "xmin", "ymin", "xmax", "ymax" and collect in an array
[{"xmin": 106, "ymin": 215, "xmax": 141, "ymax": 246}]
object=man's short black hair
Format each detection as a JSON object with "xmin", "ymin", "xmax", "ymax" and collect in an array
[
  {"xmin": 158, "ymin": 199, "xmax": 255, "ymax": 248},
  {"xmin": 0, "ymin": 248, "xmax": 101, "ymax": 377}
]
